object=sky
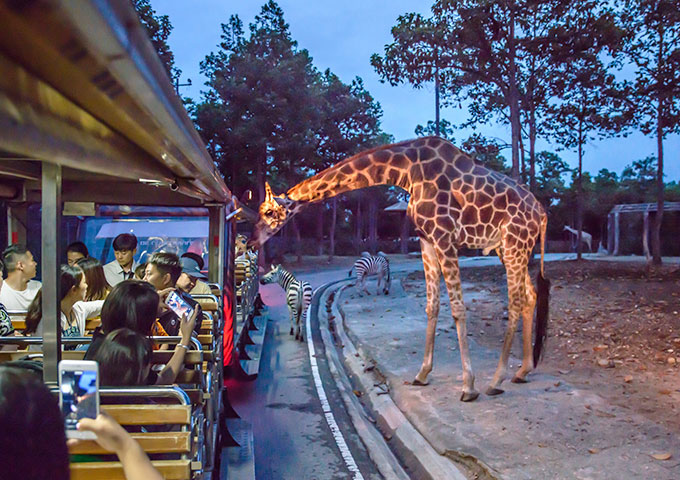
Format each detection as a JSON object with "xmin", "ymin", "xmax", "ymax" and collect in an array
[{"xmin": 152, "ymin": 0, "xmax": 680, "ymax": 182}]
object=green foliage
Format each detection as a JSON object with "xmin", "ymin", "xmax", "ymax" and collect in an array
[
  {"xmin": 132, "ymin": 0, "xmax": 180, "ymax": 82},
  {"xmin": 414, "ymin": 119, "xmax": 455, "ymax": 140},
  {"xmin": 535, "ymin": 151, "xmax": 570, "ymax": 206},
  {"xmin": 460, "ymin": 133, "xmax": 508, "ymax": 174}
]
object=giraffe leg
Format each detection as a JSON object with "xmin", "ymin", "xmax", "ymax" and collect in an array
[
  {"xmin": 487, "ymin": 257, "xmax": 527, "ymax": 395},
  {"xmin": 436, "ymin": 247, "xmax": 479, "ymax": 402},
  {"xmin": 512, "ymin": 271, "xmax": 537, "ymax": 383},
  {"xmin": 413, "ymin": 239, "xmax": 441, "ymax": 387}
]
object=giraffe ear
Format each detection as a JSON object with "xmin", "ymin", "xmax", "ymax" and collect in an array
[{"xmin": 265, "ymin": 182, "xmax": 274, "ymax": 202}]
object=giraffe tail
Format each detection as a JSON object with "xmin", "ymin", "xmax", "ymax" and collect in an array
[{"xmin": 533, "ymin": 213, "xmax": 550, "ymax": 367}]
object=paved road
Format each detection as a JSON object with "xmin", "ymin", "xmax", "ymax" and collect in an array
[
  {"xmin": 226, "ymin": 266, "xmax": 384, "ymax": 480},
  {"xmin": 224, "ymin": 253, "xmax": 616, "ymax": 479}
]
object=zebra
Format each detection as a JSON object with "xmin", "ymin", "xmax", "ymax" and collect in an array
[
  {"xmin": 348, "ymin": 253, "xmax": 391, "ymax": 296},
  {"xmin": 260, "ymin": 265, "xmax": 312, "ymax": 341}
]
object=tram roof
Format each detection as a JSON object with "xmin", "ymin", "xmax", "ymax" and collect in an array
[{"xmin": 0, "ymin": 0, "xmax": 230, "ymax": 207}]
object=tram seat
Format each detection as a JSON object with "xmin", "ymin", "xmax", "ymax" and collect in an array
[
  {"xmin": 9, "ymin": 311, "xmax": 100, "ymax": 333},
  {"xmin": 68, "ymin": 386, "xmax": 198, "ymax": 480}
]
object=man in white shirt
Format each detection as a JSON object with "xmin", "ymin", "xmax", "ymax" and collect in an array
[
  {"xmin": 0, "ymin": 244, "xmax": 41, "ymax": 311},
  {"xmin": 103, "ymin": 233, "xmax": 138, "ymax": 287}
]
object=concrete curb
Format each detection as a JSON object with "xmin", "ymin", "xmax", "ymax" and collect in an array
[
  {"xmin": 314, "ymin": 282, "xmax": 411, "ymax": 480},
  {"xmin": 325, "ymin": 281, "xmax": 470, "ymax": 480}
]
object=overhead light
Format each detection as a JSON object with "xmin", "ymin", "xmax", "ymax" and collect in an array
[{"xmin": 139, "ymin": 178, "xmax": 164, "ymax": 187}]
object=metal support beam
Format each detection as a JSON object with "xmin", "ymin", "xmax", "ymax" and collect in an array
[
  {"xmin": 207, "ymin": 205, "xmax": 225, "ymax": 287},
  {"xmin": 613, "ymin": 212, "xmax": 620, "ymax": 257},
  {"xmin": 42, "ymin": 162, "xmax": 62, "ymax": 384}
]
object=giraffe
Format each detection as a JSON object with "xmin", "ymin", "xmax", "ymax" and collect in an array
[
  {"xmin": 563, "ymin": 225, "xmax": 592, "ymax": 252},
  {"xmin": 249, "ymin": 137, "xmax": 550, "ymax": 402}
]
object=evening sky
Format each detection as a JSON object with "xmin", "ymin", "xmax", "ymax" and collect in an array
[{"xmin": 153, "ymin": 1, "xmax": 680, "ymax": 182}]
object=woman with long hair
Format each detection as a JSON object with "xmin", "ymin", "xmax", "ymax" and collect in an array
[
  {"xmin": 24, "ymin": 264, "xmax": 104, "ymax": 338},
  {"xmin": 75, "ymin": 257, "xmax": 109, "ymax": 301},
  {"xmin": 84, "ymin": 280, "xmax": 159, "ymax": 360}
]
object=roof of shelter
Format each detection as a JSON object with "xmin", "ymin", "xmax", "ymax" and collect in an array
[
  {"xmin": 609, "ymin": 202, "xmax": 680, "ymax": 214},
  {"xmin": 0, "ymin": 0, "xmax": 230, "ymax": 207}
]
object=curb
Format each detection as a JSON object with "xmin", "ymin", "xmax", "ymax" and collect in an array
[{"xmin": 322, "ymin": 281, "xmax": 470, "ymax": 480}]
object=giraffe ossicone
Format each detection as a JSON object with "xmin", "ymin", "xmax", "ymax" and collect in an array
[{"xmin": 251, "ymin": 137, "xmax": 550, "ymax": 402}]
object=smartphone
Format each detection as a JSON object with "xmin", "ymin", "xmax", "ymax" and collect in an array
[
  {"xmin": 165, "ymin": 290, "xmax": 194, "ymax": 320},
  {"xmin": 59, "ymin": 360, "xmax": 99, "ymax": 440}
]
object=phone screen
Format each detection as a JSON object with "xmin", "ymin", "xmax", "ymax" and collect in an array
[
  {"xmin": 60, "ymin": 368, "xmax": 98, "ymax": 432},
  {"xmin": 165, "ymin": 290, "xmax": 194, "ymax": 319}
]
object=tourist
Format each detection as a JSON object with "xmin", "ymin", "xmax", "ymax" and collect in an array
[
  {"xmin": 103, "ymin": 234, "xmax": 138, "ymax": 287},
  {"xmin": 144, "ymin": 252, "xmax": 202, "ymax": 336},
  {"xmin": 0, "ymin": 244, "xmax": 41, "ymax": 311},
  {"xmin": 180, "ymin": 252, "xmax": 211, "ymax": 295},
  {"xmin": 93, "ymin": 322, "xmax": 196, "ymax": 386},
  {"xmin": 0, "ymin": 365, "xmax": 163, "ymax": 480},
  {"xmin": 75, "ymin": 257, "xmax": 109, "ymax": 301},
  {"xmin": 24, "ymin": 265, "xmax": 103, "ymax": 339},
  {"xmin": 65, "ymin": 242, "xmax": 89, "ymax": 266},
  {"xmin": 84, "ymin": 280, "xmax": 158, "ymax": 360},
  {"xmin": 176, "ymin": 256, "xmax": 209, "ymax": 295},
  {"xmin": 0, "ymin": 259, "xmax": 14, "ymax": 337}
]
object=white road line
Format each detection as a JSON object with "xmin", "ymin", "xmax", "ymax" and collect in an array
[{"xmin": 306, "ymin": 287, "xmax": 364, "ymax": 480}]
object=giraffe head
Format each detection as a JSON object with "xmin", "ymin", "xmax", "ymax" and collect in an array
[{"xmin": 250, "ymin": 183, "xmax": 297, "ymax": 249}]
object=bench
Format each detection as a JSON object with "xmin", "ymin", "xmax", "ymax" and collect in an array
[{"xmin": 67, "ymin": 386, "xmax": 197, "ymax": 480}]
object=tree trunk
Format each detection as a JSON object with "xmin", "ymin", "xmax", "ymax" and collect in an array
[
  {"xmin": 291, "ymin": 217, "xmax": 302, "ymax": 264},
  {"xmin": 328, "ymin": 197, "xmax": 337, "ymax": 261},
  {"xmin": 576, "ymin": 115, "xmax": 584, "ymax": 261},
  {"xmin": 368, "ymin": 195, "xmax": 378, "ymax": 253},
  {"xmin": 435, "ymin": 65, "xmax": 441, "ymax": 137},
  {"xmin": 519, "ymin": 133, "xmax": 526, "ymax": 183},
  {"xmin": 256, "ymin": 145, "xmax": 266, "ymax": 203},
  {"xmin": 529, "ymin": 105, "xmax": 537, "ymax": 193},
  {"xmin": 354, "ymin": 197, "xmax": 362, "ymax": 247},
  {"xmin": 316, "ymin": 203, "xmax": 324, "ymax": 256},
  {"xmin": 400, "ymin": 211, "xmax": 409, "ymax": 254},
  {"xmin": 653, "ymin": 95, "xmax": 664, "ymax": 265},
  {"xmin": 508, "ymin": 4, "xmax": 521, "ymax": 180}
]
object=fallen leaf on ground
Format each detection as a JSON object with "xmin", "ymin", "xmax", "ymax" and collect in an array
[
  {"xmin": 651, "ymin": 452, "xmax": 672, "ymax": 461},
  {"xmin": 352, "ymin": 390, "xmax": 363, "ymax": 397},
  {"xmin": 588, "ymin": 448, "xmax": 600, "ymax": 454},
  {"xmin": 624, "ymin": 375, "xmax": 633, "ymax": 383}
]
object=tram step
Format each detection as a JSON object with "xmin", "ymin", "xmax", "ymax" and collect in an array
[
  {"xmin": 237, "ymin": 315, "xmax": 267, "ymax": 378},
  {"xmin": 222, "ymin": 418, "xmax": 255, "ymax": 480}
]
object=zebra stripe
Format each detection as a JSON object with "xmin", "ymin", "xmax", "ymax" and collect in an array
[
  {"xmin": 261, "ymin": 265, "xmax": 312, "ymax": 340},
  {"xmin": 349, "ymin": 254, "xmax": 391, "ymax": 295}
]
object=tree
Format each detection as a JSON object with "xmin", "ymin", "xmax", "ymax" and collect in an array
[
  {"xmin": 132, "ymin": 0, "xmax": 180, "ymax": 83},
  {"xmin": 460, "ymin": 133, "xmax": 508, "ymax": 173},
  {"xmin": 618, "ymin": 0, "xmax": 680, "ymax": 264},
  {"xmin": 545, "ymin": 3, "xmax": 621, "ymax": 259},
  {"xmin": 196, "ymin": 2, "xmax": 322, "ymax": 204},
  {"xmin": 414, "ymin": 118, "xmax": 455, "ymax": 140},
  {"xmin": 316, "ymin": 72, "xmax": 383, "ymax": 258},
  {"xmin": 371, "ymin": 13, "xmax": 454, "ymax": 136},
  {"xmin": 535, "ymin": 151, "xmax": 570, "ymax": 207}
]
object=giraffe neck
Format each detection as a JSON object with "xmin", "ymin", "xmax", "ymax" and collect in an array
[{"xmin": 286, "ymin": 144, "xmax": 414, "ymax": 204}]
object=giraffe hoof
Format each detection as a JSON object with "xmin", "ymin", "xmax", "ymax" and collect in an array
[
  {"xmin": 485, "ymin": 387, "xmax": 505, "ymax": 396},
  {"xmin": 412, "ymin": 378, "xmax": 429, "ymax": 386},
  {"xmin": 511, "ymin": 376, "xmax": 528, "ymax": 384},
  {"xmin": 460, "ymin": 391, "xmax": 480, "ymax": 402}
]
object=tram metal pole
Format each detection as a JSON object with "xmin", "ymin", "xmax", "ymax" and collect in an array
[
  {"xmin": 42, "ymin": 162, "xmax": 62, "ymax": 384},
  {"xmin": 207, "ymin": 204, "xmax": 225, "ymax": 286}
]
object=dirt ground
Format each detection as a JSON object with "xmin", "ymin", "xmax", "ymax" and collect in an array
[{"xmin": 402, "ymin": 260, "xmax": 680, "ymax": 433}]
